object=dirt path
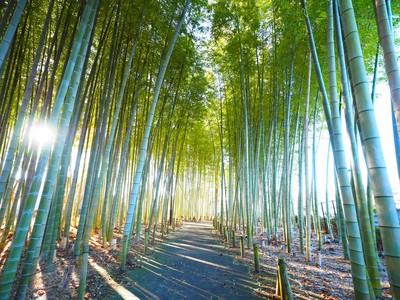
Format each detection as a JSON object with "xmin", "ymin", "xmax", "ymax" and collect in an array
[{"xmin": 113, "ymin": 221, "xmax": 262, "ymax": 299}]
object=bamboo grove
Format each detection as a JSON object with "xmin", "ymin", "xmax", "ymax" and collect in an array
[{"xmin": 0, "ymin": 0, "xmax": 399, "ymax": 299}]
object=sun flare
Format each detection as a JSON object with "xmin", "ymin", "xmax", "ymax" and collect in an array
[{"xmin": 29, "ymin": 123, "xmax": 55, "ymax": 146}]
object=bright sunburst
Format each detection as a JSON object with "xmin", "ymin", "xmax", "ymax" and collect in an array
[{"xmin": 29, "ymin": 123, "xmax": 55, "ymax": 147}]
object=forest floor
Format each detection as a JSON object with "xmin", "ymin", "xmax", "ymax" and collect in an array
[
  {"xmin": 0, "ymin": 220, "xmax": 391, "ymax": 299},
  {"xmin": 245, "ymin": 226, "xmax": 391, "ymax": 299},
  {"xmin": 110, "ymin": 221, "xmax": 262, "ymax": 299}
]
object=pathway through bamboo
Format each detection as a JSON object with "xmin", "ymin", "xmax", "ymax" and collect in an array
[{"xmin": 113, "ymin": 221, "xmax": 262, "ymax": 299}]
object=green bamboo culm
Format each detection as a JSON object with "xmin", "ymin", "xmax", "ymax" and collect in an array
[
  {"xmin": 373, "ymin": 0, "xmax": 400, "ymax": 140},
  {"xmin": 152, "ymin": 224, "xmax": 157, "ymax": 244},
  {"xmin": 224, "ymin": 226, "xmax": 229, "ymax": 242},
  {"xmin": 119, "ymin": 0, "xmax": 191, "ymax": 270},
  {"xmin": 0, "ymin": 0, "xmax": 27, "ymax": 73},
  {"xmin": 76, "ymin": 5, "xmax": 126, "ymax": 300},
  {"xmin": 145, "ymin": 228, "xmax": 149, "ymax": 255},
  {"xmin": 304, "ymin": 53, "xmax": 312, "ymax": 262},
  {"xmin": 335, "ymin": 171, "xmax": 349, "ymax": 259},
  {"xmin": 0, "ymin": 1, "xmax": 98, "ymax": 298},
  {"xmin": 0, "ymin": 0, "xmax": 48, "ymax": 226},
  {"xmin": 234, "ymin": 11, "xmax": 254, "ymax": 249},
  {"xmin": 331, "ymin": 0, "xmax": 382, "ymax": 295},
  {"xmin": 253, "ymin": 243, "xmax": 260, "ymax": 273},
  {"xmin": 240, "ymin": 235, "xmax": 245, "ymax": 257},
  {"xmin": 339, "ymin": 0, "xmax": 400, "ymax": 297},
  {"xmin": 0, "ymin": 0, "xmax": 56, "ymax": 240},
  {"xmin": 16, "ymin": 2, "xmax": 98, "ymax": 297},
  {"xmin": 276, "ymin": 258, "xmax": 293, "ymax": 300},
  {"xmin": 301, "ymin": 0, "xmax": 371, "ymax": 297}
]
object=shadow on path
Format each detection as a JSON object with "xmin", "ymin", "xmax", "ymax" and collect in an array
[{"xmin": 114, "ymin": 221, "xmax": 262, "ymax": 299}]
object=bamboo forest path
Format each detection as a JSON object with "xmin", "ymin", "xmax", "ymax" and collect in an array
[{"xmin": 113, "ymin": 221, "xmax": 263, "ymax": 299}]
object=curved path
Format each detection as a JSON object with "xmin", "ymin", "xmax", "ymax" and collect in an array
[{"xmin": 114, "ymin": 221, "xmax": 262, "ymax": 299}]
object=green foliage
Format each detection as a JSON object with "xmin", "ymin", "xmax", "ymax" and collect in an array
[{"xmin": 0, "ymin": 0, "xmax": 398, "ymax": 297}]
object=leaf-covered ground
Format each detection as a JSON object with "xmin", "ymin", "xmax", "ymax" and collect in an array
[
  {"xmin": 236, "ymin": 227, "xmax": 391, "ymax": 299},
  {"xmin": 0, "ymin": 221, "xmax": 391, "ymax": 299}
]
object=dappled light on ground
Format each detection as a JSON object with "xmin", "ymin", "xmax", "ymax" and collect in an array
[
  {"xmin": 89, "ymin": 258, "xmax": 140, "ymax": 299},
  {"xmin": 231, "ymin": 227, "xmax": 391, "ymax": 299},
  {"xmin": 113, "ymin": 222, "xmax": 262, "ymax": 300}
]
